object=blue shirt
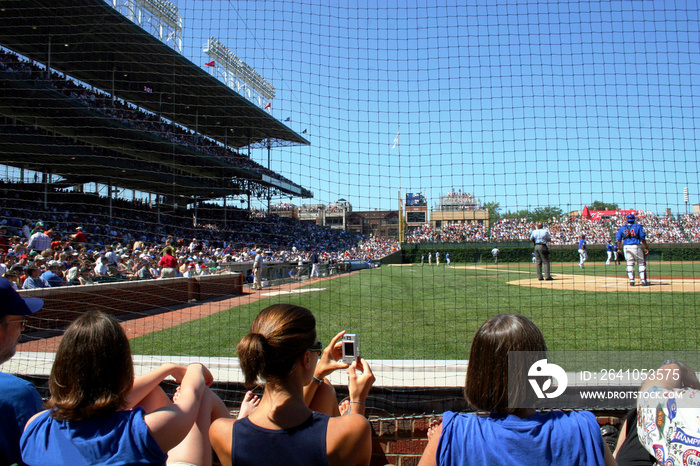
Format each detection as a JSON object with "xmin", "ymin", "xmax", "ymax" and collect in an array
[
  {"xmin": 436, "ymin": 410, "xmax": 605, "ymax": 466},
  {"xmin": 606, "ymin": 243, "xmax": 613, "ymax": 252},
  {"xmin": 21, "ymin": 408, "xmax": 167, "ymax": 466},
  {"xmin": 615, "ymin": 223, "xmax": 646, "ymax": 245},
  {"xmin": 40, "ymin": 271, "xmax": 63, "ymax": 287},
  {"xmin": 0, "ymin": 372, "xmax": 43, "ymax": 466},
  {"xmin": 579, "ymin": 238, "xmax": 586, "ymax": 250},
  {"xmin": 530, "ymin": 228, "xmax": 551, "ymax": 245}
]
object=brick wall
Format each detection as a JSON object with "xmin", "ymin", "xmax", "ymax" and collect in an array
[
  {"xmin": 19, "ymin": 273, "xmax": 243, "ymax": 331},
  {"xmin": 368, "ymin": 413, "xmax": 624, "ymax": 465}
]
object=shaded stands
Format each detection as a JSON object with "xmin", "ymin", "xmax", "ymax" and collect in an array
[{"xmin": 0, "ymin": 0, "xmax": 312, "ymax": 202}]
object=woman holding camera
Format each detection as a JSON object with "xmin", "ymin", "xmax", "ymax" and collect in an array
[
  {"xmin": 418, "ymin": 314, "xmax": 616, "ymax": 466},
  {"xmin": 209, "ymin": 303, "xmax": 375, "ymax": 466}
]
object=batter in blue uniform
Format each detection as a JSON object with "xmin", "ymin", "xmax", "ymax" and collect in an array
[
  {"xmin": 578, "ymin": 234, "xmax": 587, "ymax": 269},
  {"xmin": 605, "ymin": 241, "xmax": 614, "ymax": 266},
  {"xmin": 615, "ymin": 214, "xmax": 650, "ymax": 286}
]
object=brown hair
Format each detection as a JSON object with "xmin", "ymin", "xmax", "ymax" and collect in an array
[
  {"xmin": 464, "ymin": 314, "xmax": 546, "ymax": 415},
  {"xmin": 47, "ymin": 311, "xmax": 134, "ymax": 421},
  {"xmin": 237, "ymin": 304, "xmax": 316, "ymax": 388}
]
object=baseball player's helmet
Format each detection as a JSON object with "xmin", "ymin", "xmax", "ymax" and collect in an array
[{"xmin": 626, "ymin": 214, "xmax": 635, "ymax": 223}]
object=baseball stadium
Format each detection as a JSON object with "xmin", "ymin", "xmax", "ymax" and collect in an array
[{"xmin": 1, "ymin": 1, "xmax": 700, "ymax": 464}]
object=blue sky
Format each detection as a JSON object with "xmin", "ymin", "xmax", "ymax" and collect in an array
[{"xmin": 175, "ymin": 0, "xmax": 700, "ymax": 215}]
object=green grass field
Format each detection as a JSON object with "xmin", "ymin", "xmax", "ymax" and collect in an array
[{"xmin": 131, "ymin": 261, "xmax": 700, "ymax": 360}]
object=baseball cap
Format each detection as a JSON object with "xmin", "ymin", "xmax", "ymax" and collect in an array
[
  {"xmin": 0, "ymin": 277, "xmax": 44, "ymax": 317},
  {"xmin": 626, "ymin": 213, "xmax": 635, "ymax": 223}
]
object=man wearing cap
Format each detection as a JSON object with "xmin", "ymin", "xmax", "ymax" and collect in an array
[
  {"xmin": 252, "ymin": 248, "xmax": 263, "ymax": 290},
  {"xmin": 530, "ymin": 222, "xmax": 553, "ymax": 281},
  {"xmin": 70, "ymin": 226, "xmax": 86, "ymax": 245},
  {"xmin": 0, "ymin": 277, "xmax": 44, "ymax": 465},
  {"xmin": 578, "ymin": 234, "xmax": 587, "ymax": 269},
  {"xmin": 40, "ymin": 261, "xmax": 66, "ymax": 287},
  {"xmin": 310, "ymin": 251, "xmax": 320, "ymax": 278},
  {"xmin": 5, "ymin": 265, "xmax": 23, "ymax": 290},
  {"xmin": 616, "ymin": 213, "xmax": 650, "ymax": 286}
]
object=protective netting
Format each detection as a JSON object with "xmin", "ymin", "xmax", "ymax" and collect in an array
[{"xmin": 1, "ymin": 0, "xmax": 700, "ymax": 413}]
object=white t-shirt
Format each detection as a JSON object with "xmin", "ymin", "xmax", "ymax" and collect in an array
[{"xmin": 638, "ymin": 386, "xmax": 700, "ymax": 465}]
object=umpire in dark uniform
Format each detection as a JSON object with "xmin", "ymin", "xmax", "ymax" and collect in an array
[{"xmin": 530, "ymin": 222, "xmax": 553, "ymax": 281}]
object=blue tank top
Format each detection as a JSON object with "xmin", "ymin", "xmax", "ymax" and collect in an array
[
  {"xmin": 231, "ymin": 411, "xmax": 330, "ymax": 466},
  {"xmin": 20, "ymin": 408, "xmax": 166, "ymax": 465},
  {"xmin": 436, "ymin": 410, "xmax": 605, "ymax": 465}
]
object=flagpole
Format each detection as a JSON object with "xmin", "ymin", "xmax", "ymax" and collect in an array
[{"xmin": 396, "ymin": 126, "xmax": 404, "ymax": 243}]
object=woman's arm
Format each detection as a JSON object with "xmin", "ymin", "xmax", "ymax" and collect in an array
[
  {"xmin": 603, "ymin": 441, "xmax": 618, "ymax": 466},
  {"xmin": 143, "ymin": 363, "xmax": 208, "ymax": 453},
  {"xmin": 303, "ymin": 331, "xmax": 349, "ymax": 407},
  {"xmin": 327, "ymin": 414, "xmax": 372, "ymax": 466},
  {"xmin": 347, "ymin": 358, "xmax": 375, "ymax": 416},
  {"xmin": 125, "ymin": 363, "xmax": 187, "ymax": 409},
  {"xmin": 209, "ymin": 418, "xmax": 234, "ymax": 466}
]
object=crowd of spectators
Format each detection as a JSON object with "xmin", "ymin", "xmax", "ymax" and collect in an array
[
  {"xmin": 0, "ymin": 48, "xmax": 300, "ymax": 189},
  {"xmin": 438, "ymin": 190, "xmax": 484, "ymax": 210},
  {"xmin": 405, "ymin": 222, "xmax": 488, "ymax": 243},
  {"xmin": 0, "ymin": 183, "xmax": 401, "ymax": 289},
  {"xmin": 270, "ymin": 202, "xmax": 295, "ymax": 211},
  {"xmin": 406, "ymin": 212, "xmax": 700, "ymax": 245}
]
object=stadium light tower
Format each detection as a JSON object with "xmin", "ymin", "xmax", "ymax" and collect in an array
[
  {"xmin": 109, "ymin": 0, "xmax": 183, "ymax": 53},
  {"xmin": 204, "ymin": 38, "xmax": 276, "ymax": 108}
]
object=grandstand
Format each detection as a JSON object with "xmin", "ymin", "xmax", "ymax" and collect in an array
[{"xmin": 0, "ymin": 0, "xmax": 311, "ymax": 210}]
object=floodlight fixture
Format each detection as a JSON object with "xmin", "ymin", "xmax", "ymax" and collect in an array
[
  {"xmin": 204, "ymin": 37, "xmax": 276, "ymax": 102},
  {"xmin": 109, "ymin": 0, "xmax": 182, "ymax": 52}
]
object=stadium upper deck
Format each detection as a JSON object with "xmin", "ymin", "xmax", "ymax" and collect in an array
[{"xmin": 0, "ymin": 0, "xmax": 312, "ymax": 201}]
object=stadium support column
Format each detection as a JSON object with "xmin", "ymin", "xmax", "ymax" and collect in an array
[
  {"xmin": 267, "ymin": 140, "xmax": 272, "ymax": 213},
  {"xmin": 193, "ymin": 195, "xmax": 198, "ymax": 227},
  {"xmin": 223, "ymin": 196, "xmax": 227, "ymax": 228},
  {"xmin": 46, "ymin": 36, "xmax": 51, "ymax": 79},
  {"xmin": 42, "ymin": 171, "xmax": 48, "ymax": 210},
  {"xmin": 107, "ymin": 180, "xmax": 113, "ymax": 221}
]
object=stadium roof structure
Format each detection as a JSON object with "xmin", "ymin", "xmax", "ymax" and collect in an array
[
  {"xmin": 0, "ymin": 0, "xmax": 309, "ymax": 151},
  {"xmin": 0, "ymin": 70, "xmax": 310, "ymax": 200},
  {"xmin": 0, "ymin": 0, "xmax": 313, "ymax": 201}
]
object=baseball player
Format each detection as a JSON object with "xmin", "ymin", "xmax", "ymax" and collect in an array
[
  {"xmin": 435, "ymin": 251, "xmax": 440, "ymax": 266},
  {"xmin": 252, "ymin": 248, "xmax": 263, "ymax": 290},
  {"xmin": 445, "ymin": 252, "xmax": 450, "ymax": 266},
  {"xmin": 615, "ymin": 213, "xmax": 650, "ymax": 286},
  {"xmin": 578, "ymin": 234, "xmax": 587, "ymax": 269},
  {"xmin": 491, "ymin": 247, "xmax": 500, "ymax": 264},
  {"xmin": 421, "ymin": 254, "xmax": 425, "ymax": 266},
  {"xmin": 605, "ymin": 240, "xmax": 614, "ymax": 266},
  {"xmin": 428, "ymin": 252, "xmax": 432, "ymax": 265}
]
